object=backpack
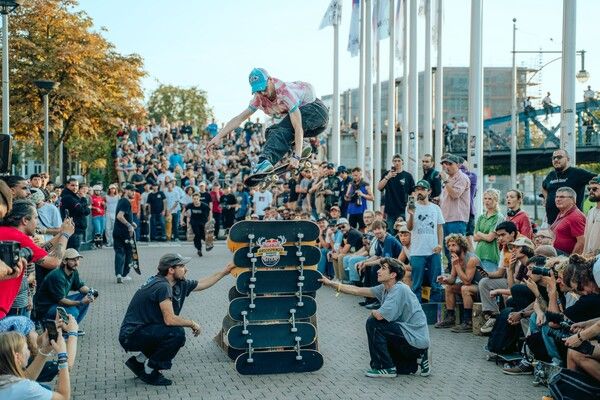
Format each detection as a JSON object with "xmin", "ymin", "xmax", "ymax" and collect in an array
[
  {"xmin": 486, "ymin": 307, "xmax": 522, "ymax": 354},
  {"xmin": 549, "ymin": 368, "xmax": 600, "ymax": 400}
]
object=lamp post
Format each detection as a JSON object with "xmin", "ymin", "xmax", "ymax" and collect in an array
[
  {"xmin": 0, "ymin": 0, "xmax": 21, "ymax": 139},
  {"xmin": 33, "ymin": 80, "xmax": 58, "ymax": 174}
]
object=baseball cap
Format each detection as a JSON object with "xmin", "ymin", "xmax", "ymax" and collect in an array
[
  {"xmin": 317, "ymin": 214, "xmax": 327, "ymax": 222},
  {"xmin": 336, "ymin": 217, "xmax": 349, "ymax": 226},
  {"xmin": 29, "ymin": 189, "xmax": 45, "ymax": 205},
  {"xmin": 330, "ymin": 205, "xmax": 340, "ymax": 211},
  {"xmin": 92, "ymin": 184, "xmax": 102, "ymax": 191},
  {"xmin": 64, "ymin": 248, "xmax": 83, "ymax": 259},
  {"xmin": 534, "ymin": 245, "xmax": 558, "ymax": 258},
  {"xmin": 535, "ymin": 230, "xmax": 554, "ymax": 239},
  {"xmin": 124, "ymin": 184, "xmax": 136, "ymax": 191},
  {"xmin": 396, "ymin": 223, "xmax": 410, "ymax": 233},
  {"xmin": 415, "ymin": 179, "xmax": 431, "ymax": 190},
  {"xmin": 108, "ymin": 183, "xmax": 118, "ymax": 189},
  {"xmin": 589, "ymin": 175, "xmax": 600, "ymax": 185},
  {"xmin": 157, "ymin": 253, "xmax": 191, "ymax": 271},
  {"xmin": 509, "ymin": 237, "xmax": 534, "ymax": 250},
  {"xmin": 326, "ymin": 162, "xmax": 335, "ymax": 169},
  {"xmin": 440, "ymin": 154, "xmax": 461, "ymax": 164},
  {"xmin": 337, "ymin": 166, "xmax": 347, "ymax": 174},
  {"xmin": 249, "ymin": 68, "xmax": 269, "ymax": 94}
]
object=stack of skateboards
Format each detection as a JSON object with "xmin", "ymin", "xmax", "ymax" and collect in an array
[{"xmin": 220, "ymin": 220, "xmax": 324, "ymax": 375}]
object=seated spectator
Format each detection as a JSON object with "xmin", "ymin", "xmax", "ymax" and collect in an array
[
  {"xmin": 434, "ymin": 233, "xmax": 482, "ymax": 332},
  {"xmin": 533, "ymin": 229, "xmax": 554, "ymax": 247},
  {"xmin": 331, "ymin": 218, "xmax": 363, "ymax": 282},
  {"xmin": 344, "ymin": 232, "xmax": 376, "ymax": 285},
  {"xmin": 551, "ymin": 187, "xmax": 586, "ymax": 255}
]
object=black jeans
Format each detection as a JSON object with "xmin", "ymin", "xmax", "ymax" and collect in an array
[
  {"xmin": 119, "ymin": 324, "xmax": 186, "ymax": 370},
  {"xmin": 365, "ymin": 316, "xmax": 424, "ymax": 372},
  {"xmin": 191, "ymin": 222, "xmax": 205, "ymax": 251},
  {"xmin": 506, "ymin": 284, "xmax": 536, "ymax": 312},
  {"xmin": 348, "ymin": 213, "xmax": 366, "ymax": 230},
  {"xmin": 67, "ymin": 233, "xmax": 83, "ymax": 251},
  {"xmin": 114, "ymin": 235, "xmax": 132, "ymax": 277},
  {"xmin": 261, "ymin": 99, "xmax": 329, "ymax": 164}
]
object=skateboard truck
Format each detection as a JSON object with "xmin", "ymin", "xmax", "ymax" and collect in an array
[
  {"xmin": 289, "ymin": 308, "xmax": 298, "ymax": 333},
  {"xmin": 241, "ymin": 311, "xmax": 249, "ymax": 335},
  {"xmin": 248, "ymin": 234, "xmax": 258, "ymax": 283},
  {"xmin": 246, "ymin": 339, "xmax": 254, "ymax": 363},
  {"xmin": 294, "ymin": 340, "xmax": 303, "ymax": 361},
  {"xmin": 295, "ymin": 281, "xmax": 304, "ymax": 307},
  {"xmin": 248, "ymin": 284, "xmax": 256, "ymax": 309}
]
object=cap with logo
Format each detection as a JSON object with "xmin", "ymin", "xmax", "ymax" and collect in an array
[
  {"xmin": 64, "ymin": 248, "xmax": 83, "ymax": 259},
  {"xmin": 415, "ymin": 179, "xmax": 431, "ymax": 190},
  {"xmin": 157, "ymin": 253, "xmax": 191, "ymax": 271},
  {"xmin": 509, "ymin": 237, "xmax": 534, "ymax": 249},
  {"xmin": 249, "ymin": 68, "xmax": 269, "ymax": 94}
]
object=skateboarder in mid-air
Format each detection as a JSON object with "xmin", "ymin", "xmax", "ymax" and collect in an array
[{"xmin": 207, "ymin": 68, "xmax": 329, "ymax": 174}]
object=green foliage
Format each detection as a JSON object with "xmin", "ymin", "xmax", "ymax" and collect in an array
[{"xmin": 147, "ymin": 84, "xmax": 213, "ymax": 127}]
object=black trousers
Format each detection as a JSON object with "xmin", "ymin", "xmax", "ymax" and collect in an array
[
  {"xmin": 191, "ymin": 222, "xmax": 205, "ymax": 251},
  {"xmin": 119, "ymin": 324, "xmax": 186, "ymax": 370},
  {"xmin": 366, "ymin": 316, "xmax": 425, "ymax": 372}
]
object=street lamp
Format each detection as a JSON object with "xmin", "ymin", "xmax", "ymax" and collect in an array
[
  {"xmin": 1, "ymin": 0, "xmax": 21, "ymax": 140},
  {"xmin": 34, "ymin": 80, "xmax": 58, "ymax": 174},
  {"xmin": 576, "ymin": 50, "xmax": 590, "ymax": 83}
]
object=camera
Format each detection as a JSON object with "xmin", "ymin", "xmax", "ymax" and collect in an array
[
  {"xmin": 547, "ymin": 327, "xmax": 571, "ymax": 342},
  {"xmin": 87, "ymin": 288, "xmax": 99, "ymax": 298},
  {"xmin": 531, "ymin": 266, "xmax": 555, "ymax": 277},
  {"xmin": 0, "ymin": 241, "xmax": 34, "ymax": 272}
]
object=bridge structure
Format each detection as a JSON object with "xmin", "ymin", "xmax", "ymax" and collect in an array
[{"xmin": 448, "ymin": 100, "xmax": 600, "ymax": 173}]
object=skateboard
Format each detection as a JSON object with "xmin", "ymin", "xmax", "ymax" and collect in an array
[
  {"xmin": 235, "ymin": 349, "xmax": 323, "ymax": 375},
  {"xmin": 228, "ymin": 286, "xmax": 245, "ymax": 301},
  {"xmin": 233, "ymin": 245, "xmax": 321, "ymax": 268},
  {"xmin": 227, "ymin": 220, "xmax": 320, "ymax": 252},
  {"xmin": 93, "ymin": 233, "xmax": 103, "ymax": 249},
  {"xmin": 124, "ymin": 237, "xmax": 141, "ymax": 275},
  {"xmin": 227, "ymin": 321, "xmax": 316, "ymax": 349},
  {"xmin": 244, "ymin": 147, "xmax": 312, "ymax": 189},
  {"xmin": 236, "ymin": 269, "xmax": 323, "ymax": 296},
  {"xmin": 229, "ymin": 295, "xmax": 317, "ymax": 322},
  {"xmin": 140, "ymin": 218, "xmax": 150, "ymax": 242},
  {"xmin": 205, "ymin": 219, "xmax": 215, "ymax": 251}
]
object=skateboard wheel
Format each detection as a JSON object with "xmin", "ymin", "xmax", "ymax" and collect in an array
[
  {"xmin": 247, "ymin": 339, "xmax": 253, "ymax": 344},
  {"xmin": 250, "ymin": 277, "xmax": 256, "ymax": 283},
  {"xmin": 297, "ymin": 282, "xmax": 304, "ymax": 288},
  {"xmin": 241, "ymin": 311, "xmax": 248, "ymax": 316},
  {"xmin": 298, "ymin": 276, "xmax": 305, "ymax": 281},
  {"xmin": 297, "ymin": 233, "xmax": 304, "ymax": 239},
  {"xmin": 250, "ymin": 258, "xmax": 257, "ymax": 263},
  {"xmin": 291, "ymin": 327, "xmax": 298, "ymax": 333},
  {"xmin": 295, "ymin": 336, "xmax": 301, "ymax": 342},
  {"xmin": 242, "ymin": 329, "xmax": 248, "ymax": 335},
  {"xmin": 247, "ymin": 357, "xmax": 254, "ymax": 363},
  {"xmin": 296, "ymin": 251, "xmax": 302, "ymax": 257},
  {"xmin": 290, "ymin": 309, "xmax": 296, "ymax": 314},
  {"xmin": 249, "ymin": 304, "xmax": 256, "ymax": 309},
  {"xmin": 248, "ymin": 234, "xmax": 255, "ymax": 240},
  {"xmin": 246, "ymin": 253, "xmax": 254, "ymax": 258},
  {"xmin": 248, "ymin": 284, "xmax": 255, "ymax": 289},
  {"xmin": 299, "ymin": 257, "xmax": 305, "ymax": 262},
  {"xmin": 297, "ymin": 301, "xmax": 304, "ymax": 307},
  {"xmin": 296, "ymin": 355, "xmax": 303, "ymax": 361}
]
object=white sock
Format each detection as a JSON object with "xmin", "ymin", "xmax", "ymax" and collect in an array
[
  {"xmin": 144, "ymin": 359, "xmax": 153, "ymax": 375},
  {"xmin": 135, "ymin": 353, "xmax": 147, "ymax": 363}
]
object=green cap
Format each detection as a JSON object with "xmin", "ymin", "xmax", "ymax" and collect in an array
[{"xmin": 415, "ymin": 180, "xmax": 431, "ymax": 190}]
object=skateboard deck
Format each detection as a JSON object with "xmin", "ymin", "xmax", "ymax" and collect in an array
[
  {"xmin": 228, "ymin": 286, "xmax": 245, "ymax": 301},
  {"xmin": 227, "ymin": 322, "xmax": 316, "ymax": 349},
  {"xmin": 233, "ymin": 245, "xmax": 321, "ymax": 268},
  {"xmin": 124, "ymin": 238, "xmax": 141, "ymax": 275},
  {"xmin": 229, "ymin": 295, "xmax": 317, "ymax": 322},
  {"xmin": 244, "ymin": 147, "xmax": 312, "ymax": 189},
  {"xmin": 205, "ymin": 219, "xmax": 215, "ymax": 251},
  {"xmin": 236, "ymin": 269, "xmax": 323, "ymax": 295},
  {"xmin": 235, "ymin": 349, "xmax": 324, "ymax": 375},
  {"xmin": 227, "ymin": 220, "xmax": 320, "ymax": 252}
]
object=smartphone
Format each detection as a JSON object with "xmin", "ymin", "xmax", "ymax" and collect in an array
[
  {"xmin": 64, "ymin": 209, "xmax": 70, "ymax": 219},
  {"xmin": 56, "ymin": 307, "xmax": 69, "ymax": 324},
  {"xmin": 45, "ymin": 320, "xmax": 58, "ymax": 342},
  {"xmin": 476, "ymin": 264, "xmax": 489, "ymax": 278},
  {"xmin": 408, "ymin": 196, "xmax": 416, "ymax": 210}
]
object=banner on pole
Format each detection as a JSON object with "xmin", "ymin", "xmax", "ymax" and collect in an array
[
  {"xmin": 374, "ymin": 0, "xmax": 390, "ymax": 40},
  {"xmin": 394, "ymin": 0, "xmax": 403, "ymax": 61},
  {"xmin": 319, "ymin": 0, "xmax": 342, "ymax": 29},
  {"xmin": 348, "ymin": 0, "xmax": 360, "ymax": 57}
]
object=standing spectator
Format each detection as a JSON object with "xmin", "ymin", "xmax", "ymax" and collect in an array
[
  {"xmin": 220, "ymin": 184, "xmax": 237, "ymax": 232},
  {"xmin": 584, "ymin": 176, "xmax": 600, "ymax": 255},
  {"xmin": 406, "ymin": 180, "xmax": 445, "ymax": 302},
  {"xmin": 59, "ymin": 178, "xmax": 91, "ymax": 251},
  {"xmin": 337, "ymin": 166, "xmax": 352, "ymax": 218},
  {"xmin": 252, "ymin": 186, "xmax": 273, "ymax": 219},
  {"xmin": 583, "ymin": 85, "xmax": 596, "ymax": 104},
  {"xmin": 90, "ymin": 185, "xmax": 106, "ymax": 243},
  {"xmin": 1, "ymin": 175, "xmax": 30, "ymax": 199},
  {"xmin": 550, "ymin": 187, "xmax": 586, "ymax": 255},
  {"xmin": 313, "ymin": 162, "xmax": 341, "ymax": 214},
  {"xmin": 542, "ymin": 92, "xmax": 553, "ymax": 120},
  {"xmin": 296, "ymin": 168, "xmax": 314, "ymax": 215},
  {"xmin": 168, "ymin": 147, "xmax": 184, "ymax": 171},
  {"xmin": 197, "ymin": 182, "xmax": 212, "ymax": 210},
  {"xmin": 183, "ymin": 193, "xmax": 211, "ymax": 256},
  {"xmin": 105, "ymin": 184, "xmax": 120, "ymax": 247},
  {"xmin": 206, "ymin": 118, "xmax": 219, "ymax": 138},
  {"xmin": 164, "ymin": 180, "xmax": 181, "ymax": 241},
  {"xmin": 377, "ymin": 155, "xmax": 415, "ymax": 231},
  {"xmin": 459, "ymin": 159, "xmax": 477, "ymax": 250},
  {"xmin": 233, "ymin": 182, "xmax": 250, "ymax": 222},
  {"xmin": 114, "ymin": 184, "xmax": 137, "ymax": 283},
  {"xmin": 130, "ymin": 184, "xmax": 142, "ymax": 240},
  {"xmin": 474, "ymin": 189, "xmax": 502, "ymax": 272},
  {"xmin": 439, "ymin": 154, "xmax": 470, "ymax": 269},
  {"xmin": 345, "ymin": 167, "xmax": 374, "ymax": 230},
  {"xmin": 505, "ymin": 189, "xmax": 533, "ymax": 239},
  {"xmin": 421, "ymin": 154, "xmax": 442, "ymax": 203},
  {"xmin": 542, "ymin": 149, "xmax": 596, "ymax": 224},
  {"xmin": 209, "ymin": 182, "xmax": 223, "ymax": 238},
  {"xmin": 147, "ymin": 183, "xmax": 167, "ymax": 241},
  {"xmin": 36, "ymin": 189, "xmax": 63, "ymax": 243}
]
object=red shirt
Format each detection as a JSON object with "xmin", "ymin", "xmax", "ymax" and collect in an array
[
  {"xmin": 551, "ymin": 206, "xmax": 586, "ymax": 254},
  {"xmin": 506, "ymin": 210, "xmax": 533, "ymax": 239},
  {"xmin": 91, "ymin": 194, "xmax": 106, "ymax": 217},
  {"xmin": 0, "ymin": 227, "xmax": 48, "ymax": 318},
  {"xmin": 210, "ymin": 190, "xmax": 223, "ymax": 213}
]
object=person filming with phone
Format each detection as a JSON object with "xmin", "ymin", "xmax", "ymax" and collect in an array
[{"xmin": 377, "ymin": 154, "xmax": 415, "ymax": 233}]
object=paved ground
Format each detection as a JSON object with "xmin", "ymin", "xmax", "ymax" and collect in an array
[{"xmin": 68, "ymin": 241, "xmax": 548, "ymax": 400}]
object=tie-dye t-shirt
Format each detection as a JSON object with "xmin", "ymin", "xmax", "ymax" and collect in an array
[{"xmin": 248, "ymin": 77, "xmax": 316, "ymax": 118}]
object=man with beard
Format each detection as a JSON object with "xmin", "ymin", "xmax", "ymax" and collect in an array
[
  {"xmin": 219, "ymin": 184, "xmax": 237, "ymax": 233},
  {"xmin": 114, "ymin": 184, "xmax": 137, "ymax": 283},
  {"xmin": 183, "ymin": 193, "xmax": 211, "ymax": 256},
  {"xmin": 583, "ymin": 176, "xmax": 600, "ymax": 255},
  {"xmin": 118, "ymin": 254, "xmax": 234, "ymax": 386},
  {"xmin": 542, "ymin": 149, "xmax": 596, "ymax": 224},
  {"xmin": 337, "ymin": 166, "xmax": 352, "ymax": 218},
  {"xmin": 59, "ymin": 178, "xmax": 91, "ymax": 251},
  {"xmin": 345, "ymin": 167, "xmax": 374, "ymax": 230},
  {"xmin": 420, "ymin": 154, "xmax": 442, "ymax": 203},
  {"xmin": 234, "ymin": 182, "xmax": 250, "ymax": 222},
  {"xmin": 377, "ymin": 155, "xmax": 415, "ymax": 232}
]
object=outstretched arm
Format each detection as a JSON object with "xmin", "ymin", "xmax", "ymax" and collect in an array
[
  {"xmin": 193, "ymin": 263, "xmax": 235, "ymax": 291},
  {"xmin": 208, "ymin": 108, "xmax": 255, "ymax": 151}
]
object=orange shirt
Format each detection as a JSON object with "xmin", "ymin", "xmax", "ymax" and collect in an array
[{"xmin": 131, "ymin": 192, "xmax": 141, "ymax": 214}]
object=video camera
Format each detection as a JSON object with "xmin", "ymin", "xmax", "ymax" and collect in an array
[
  {"xmin": 87, "ymin": 288, "xmax": 99, "ymax": 299},
  {"xmin": 531, "ymin": 265, "xmax": 557, "ymax": 278},
  {"xmin": 0, "ymin": 241, "xmax": 34, "ymax": 273}
]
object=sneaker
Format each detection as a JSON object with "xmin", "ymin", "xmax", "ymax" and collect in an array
[
  {"xmin": 125, "ymin": 356, "xmax": 144, "ymax": 377},
  {"xmin": 116, "ymin": 274, "xmax": 123, "ymax": 284},
  {"xmin": 252, "ymin": 159, "xmax": 274, "ymax": 175},
  {"xmin": 480, "ymin": 317, "xmax": 496, "ymax": 334},
  {"xmin": 502, "ymin": 361, "xmax": 533, "ymax": 375},
  {"xmin": 358, "ymin": 300, "xmax": 368, "ymax": 307},
  {"xmin": 419, "ymin": 349, "xmax": 431, "ymax": 377},
  {"xmin": 122, "ymin": 276, "xmax": 132, "ymax": 282},
  {"xmin": 206, "ymin": 245, "xmax": 214, "ymax": 252},
  {"xmin": 138, "ymin": 370, "xmax": 173, "ymax": 386},
  {"xmin": 451, "ymin": 321, "xmax": 473, "ymax": 333},
  {"xmin": 197, "ymin": 250, "xmax": 203, "ymax": 257},
  {"xmin": 365, "ymin": 301, "xmax": 381, "ymax": 310},
  {"xmin": 77, "ymin": 330, "xmax": 85, "ymax": 337},
  {"xmin": 365, "ymin": 367, "xmax": 397, "ymax": 378},
  {"xmin": 434, "ymin": 315, "xmax": 455, "ymax": 329}
]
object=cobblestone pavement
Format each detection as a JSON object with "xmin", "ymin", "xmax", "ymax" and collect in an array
[{"xmin": 69, "ymin": 241, "xmax": 547, "ymax": 400}]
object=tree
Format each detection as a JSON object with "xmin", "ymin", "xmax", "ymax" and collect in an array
[
  {"xmin": 147, "ymin": 84, "xmax": 212, "ymax": 127},
  {"xmin": 2, "ymin": 0, "xmax": 146, "ymax": 179}
]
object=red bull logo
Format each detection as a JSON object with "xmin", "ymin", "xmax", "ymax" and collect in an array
[{"xmin": 256, "ymin": 236, "xmax": 287, "ymax": 267}]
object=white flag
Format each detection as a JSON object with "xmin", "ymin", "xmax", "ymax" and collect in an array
[
  {"xmin": 394, "ymin": 0, "xmax": 403, "ymax": 61},
  {"xmin": 319, "ymin": 0, "xmax": 342, "ymax": 29},
  {"xmin": 347, "ymin": 0, "xmax": 360, "ymax": 57},
  {"xmin": 374, "ymin": 0, "xmax": 390, "ymax": 40}
]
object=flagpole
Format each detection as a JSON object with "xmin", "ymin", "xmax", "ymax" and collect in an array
[
  {"xmin": 423, "ymin": 0, "xmax": 432, "ymax": 157},
  {"xmin": 365, "ymin": 0, "xmax": 373, "ymax": 189},
  {"xmin": 386, "ymin": 0, "xmax": 396, "ymax": 167},
  {"xmin": 358, "ymin": 0, "xmax": 366, "ymax": 172},
  {"xmin": 408, "ymin": 0, "xmax": 419, "ymax": 178},
  {"xmin": 401, "ymin": 0, "xmax": 409, "ymax": 165},
  {"xmin": 374, "ymin": 24, "xmax": 382, "ymax": 211},
  {"xmin": 434, "ymin": 0, "xmax": 444, "ymax": 166},
  {"xmin": 332, "ymin": 10, "xmax": 341, "ymax": 164}
]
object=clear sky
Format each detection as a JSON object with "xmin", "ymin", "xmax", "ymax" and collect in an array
[{"xmin": 79, "ymin": 0, "xmax": 598, "ymax": 124}]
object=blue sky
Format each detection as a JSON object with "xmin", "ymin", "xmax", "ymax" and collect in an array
[{"xmin": 79, "ymin": 0, "xmax": 598, "ymax": 123}]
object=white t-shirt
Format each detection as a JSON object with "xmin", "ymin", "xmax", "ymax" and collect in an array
[
  {"xmin": 410, "ymin": 203, "xmax": 445, "ymax": 256},
  {"xmin": 594, "ymin": 256, "xmax": 600, "ymax": 288},
  {"xmin": 252, "ymin": 191, "xmax": 273, "ymax": 216}
]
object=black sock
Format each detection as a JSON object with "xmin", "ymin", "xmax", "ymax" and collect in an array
[
  {"xmin": 464, "ymin": 308, "xmax": 472, "ymax": 323},
  {"xmin": 447, "ymin": 309, "xmax": 455, "ymax": 317}
]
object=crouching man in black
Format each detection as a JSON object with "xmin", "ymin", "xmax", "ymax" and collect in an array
[
  {"xmin": 321, "ymin": 257, "xmax": 431, "ymax": 378},
  {"xmin": 118, "ymin": 253, "xmax": 234, "ymax": 386}
]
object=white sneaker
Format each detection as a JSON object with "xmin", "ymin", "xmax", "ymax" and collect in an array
[
  {"xmin": 116, "ymin": 274, "xmax": 123, "ymax": 284},
  {"xmin": 122, "ymin": 276, "xmax": 132, "ymax": 281},
  {"xmin": 480, "ymin": 317, "xmax": 496, "ymax": 334}
]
